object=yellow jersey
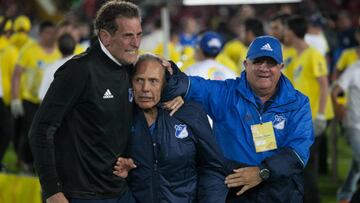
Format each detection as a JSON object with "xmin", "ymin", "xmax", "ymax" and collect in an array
[
  {"xmin": 17, "ymin": 41, "xmax": 61, "ymax": 103},
  {"xmin": 215, "ymin": 53, "xmax": 239, "ymax": 76},
  {"xmin": 222, "ymin": 39, "xmax": 247, "ymax": 73},
  {"xmin": 336, "ymin": 47, "xmax": 359, "ymax": 71},
  {"xmin": 74, "ymin": 44, "xmax": 86, "ymax": 55},
  {"xmin": 281, "ymin": 46, "xmax": 297, "ymax": 83},
  {"xmin": 153, "ymin": 42, "xmax": 181, "ymax": 64},
  {"xmin": 0, "ymin": 45, "xmax": 19, "ymax": 105},
  {"xmin": 292, "ymin": 47, "xmax": 334, "ymax": 120}
]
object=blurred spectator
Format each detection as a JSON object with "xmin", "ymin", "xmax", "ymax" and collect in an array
[
  {"xmin": 285, "ymin": 15, "xmax": 333, "ymax": 203},
  {"xmin": 268, "ymin": 12, "xmax": 297, "ymax": 82},
  {"xmin": 56, "ymin": 19, "xmax": 86, "ymax": 54},
  {"xmin": 332, "ymin": 27, "xmax": 360, "ymax": 82},
  {"xmin": 332, "ymin": 60, "xmax": 360, "ymax": 203},
  {"xmin": 140, "ymin": 18, "xmax": 163, "ymax": 52},
  {"xmin": 185, "ymin": 31, "xmax": 236, "ymax": 80},
  {"xmin": 0, "ymin": 17, "xmax": 13, "ymax": 171},
  {"xmin": 179, "ymin": 16, "xmax": 199, "ymax": 48},
  {"xmin": 11, "ymin": 21, "xmax": 60, "ymax": 173},
  {"xmin": 39, "ymin": 33, "xmax": 75, "ymax": 100},
  {"xmin": 305, "ymin": 14, "xmax": 329, "ymax": 56},
  {"xmin": 243, "ymin": 18, "xmax": 264, "ymax": 46},
  {"xmin": 0, "ymin": 15, "xmax": 33, "ymax": 171}
]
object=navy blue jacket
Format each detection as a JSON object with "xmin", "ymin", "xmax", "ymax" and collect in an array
[{"xmin": 127, "ymin": 102, "xmax": 228, "ymax": 203}]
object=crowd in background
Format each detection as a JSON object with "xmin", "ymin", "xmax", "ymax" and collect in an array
[{"xmin": 0, "ymin": 0, "xmax": 360, "ymax": 203}]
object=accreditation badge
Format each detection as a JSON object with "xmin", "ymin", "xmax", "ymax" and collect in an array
[{"xmin": 251, "ymin": 122, "xmax": 277, "ymax": 153}]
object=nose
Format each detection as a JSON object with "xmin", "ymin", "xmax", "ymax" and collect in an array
[
  {"xmin": 142, "ymin": 81, "xmax": 150, "ymax": 92},
  {"xmin": 131, "ymin": 35, "xmax": 141, "ymax": 48},
  {"xmin": 258, "ymin": 61, "xmax": 272, "ymax": 71}
]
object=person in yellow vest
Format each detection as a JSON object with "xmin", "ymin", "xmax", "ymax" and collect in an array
[
  {"xmin": 11, "ymin": 21, "xmax": 61, "ymax": 173},
  {"xmin": 269, "ymin": 13, "xmax": 297, "ymax": 83},
  {"xmin": 153, "ymin": 28, "xmax": 182, "ymax": 65},
  {"xmin": 0, "ymin": 17, "xmax": 13, "ymax": 171},
  {"xmin": 0, "ymin": 15, "xmax": 34, "ymax": 170},
  {"xmin": 0, "ymin": 17, "xmax": 13, "ymax": 51},
  {"xmin": 285, "ymin": 15, "xmax": 334, "ymax": 203}
]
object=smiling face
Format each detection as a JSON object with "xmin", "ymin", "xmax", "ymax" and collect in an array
[
  {"xmin": 100, "ymin": 17, "xmax": 142, "ymax": 65},
  {"xmin": 132, "ymin": 59, "xmax": 165, "ymax": 110},
  {"xmin": 244, "ymin": 56, "xmax": 283, "ymax": 98}
]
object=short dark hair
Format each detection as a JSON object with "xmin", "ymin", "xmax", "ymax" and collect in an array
[
  {"xmin": 270, "ymin": 13, "xmax": 291, "ymax": 25},
  {"xmin": 286, "ymin": 15, "xmax": 308, "ymax": 39},
  {"xmin": 39, "ymin": 21, "xmax": 55, "ymax": 33},
  {"xmin": 245, "ymin": 18, "xmax": 264, "ymax": 37},
  {"xmin": 95, "ymin": 0, "xmax": 141, "ymax": 35},
  {"xmin": 58, "ymin": 33, "xmax": 76, "ymax": 56}
]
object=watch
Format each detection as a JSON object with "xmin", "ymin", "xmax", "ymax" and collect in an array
[{"xmin": 259, "ymin": 168, "xmax": 270, "ymax": 181}]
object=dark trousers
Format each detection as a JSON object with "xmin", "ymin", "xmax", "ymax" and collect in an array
[
  {"xmin": 0, "ymin": 99, "xmax": 12, "ymax": 163},
  {"xmin": 69, "ymin": 190, "xmax": 136, "ymax": 203},
  {"xmin": 16, "ymin": 100, "xmax": 39, "ymax": 166},
  {"xmin": 304, "ymin": 137, "xmax": 321, "ymax": 203}
]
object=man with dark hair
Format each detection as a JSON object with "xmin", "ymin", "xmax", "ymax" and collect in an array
[
  {"xmin": 29, "ymin": 1, "xmax": 142, "ymax": 202},
  {"xmin": 284, "ymin": 15, "xmax": 334, "ymax": 203},
  {"xmin": 268, "ymin": 13, "xmax": 297, "ymax": 82},
  {"xmin": 11, "ymin": 20, "xmax": 60, "ymax": 173},
  {"xmin": 243, "ymin": 18, "xmax": 264, "ymax": 46},
  {"xmin": 38, "ymin": 34, "xmax": 76, "ymax": 100}
]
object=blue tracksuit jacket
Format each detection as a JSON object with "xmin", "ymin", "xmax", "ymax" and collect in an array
[
  {"xmin": 164, "ymin": 67, "xmax": 314, "ymax": 203},
  {"xmin": 127, "ymin": 102, "xmax": 228, "ymax": 203}
]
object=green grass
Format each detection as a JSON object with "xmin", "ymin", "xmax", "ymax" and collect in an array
[
  {"xmin": 318, "ymin": 123, "xmax": 353, "ymax": 203},
  {"xmin": 2, "ymin": 123, "xmax": 354, "ymax": 202}
]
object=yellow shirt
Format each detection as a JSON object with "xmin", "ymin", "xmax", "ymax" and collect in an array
[
  {"xmin": 153, "ymin": 42, "xmax": 181, "ymax": 64},
  {"xmin": 292, "ymin": 47, "xmax": 334, "ymax": 120},
  {"xmin": 336, "ymin": 47, "xmax": 359, "ymax": 71},
  {"xmin": 9, "ymin": 33, "xmax": 34, "ymax": 50},
  {"xmin": 0, "ymin": 36, "xmax": 9, "ymax": 51},
  {"xmin": 74, "ymin": 44, "xmax": 86, "ymax": 55},
  {"xmin": 17, "ymin": 42, "xmax": 61, "ymax": 103},
  {"xmin": 281, "ymin": 46, "xmax": 297, "ymax": 83},
  {"xmin": 215, "ymin": 53, "xmax": 239, "ymax": 76},
  {"xmin": 222, "ymin": 39, "xmax": 247, "ymax": 73},
  {"xmin": 0, "ymin": 45, "xmax": 19, "ymax": 105}
]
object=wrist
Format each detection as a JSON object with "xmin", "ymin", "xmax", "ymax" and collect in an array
[
  {"xmin": 316, "ymin": 113, "xmax": 326, "ymax": 120},
  {"xmin": 259, "ymin": 166, "xmax": 270, "ymax": 181}
]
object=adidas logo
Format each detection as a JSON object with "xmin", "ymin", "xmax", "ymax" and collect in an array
[
  {"xmin": 260, "ymin": 43, "xmax": 273, "ymax": 51},
  {"xmin": 103, "ymin": 89, "xmax": 114, "ymax": 99}
]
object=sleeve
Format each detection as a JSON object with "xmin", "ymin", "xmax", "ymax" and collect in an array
[
  {"xmin": 261, "ymin": 96, "xmax": 314, "ymax": 181},
  {"xmin": 161, "ymin": 61, "xmax": 190, "ymax": 102},
  {"xmin": 185, "ymin": 76, "xmax": 231, "ymax": 122},
  {"xmin": 184, "ymin": 104, "xmax": 228, "ymax": 203},
  {"xmin": 28, "ymin": 60, "xmax": 88, "ymax": 199},
  {"xmin": 337, "ymin": 65, "xmax": 355, "ymax": 91}
]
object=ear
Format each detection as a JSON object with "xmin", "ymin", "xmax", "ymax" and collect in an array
[
  {"xmin": 279, "ymin": 63, "xmax": 285, "ymax": 70},
  {"xmin": 99, "ymin": 29, "xmax": 111, "ymax": 47},
  {"xmin": 243, "ymin": 60, "xmax": 248, "ymax": 70}
]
